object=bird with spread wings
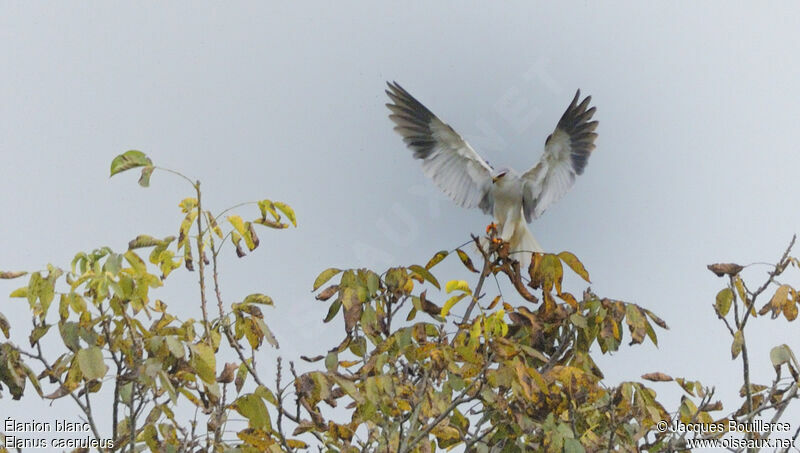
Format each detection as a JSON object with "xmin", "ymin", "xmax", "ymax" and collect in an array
[{"xmin": 385, "ymin": 82, "xmax": 598, "ymax": 270}]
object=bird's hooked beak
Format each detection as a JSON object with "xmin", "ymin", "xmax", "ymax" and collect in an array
[{"xmin": 492, "ymin": 171, "xmax": 508, "ymax": 183}]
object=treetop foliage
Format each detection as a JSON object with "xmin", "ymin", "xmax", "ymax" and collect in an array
[{"xmin": 0, "ymin": 152, "xmax": 797, "ymax": 452}]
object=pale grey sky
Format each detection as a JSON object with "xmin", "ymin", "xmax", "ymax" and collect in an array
[{"xmin": 2, "ymin": 1, "xmax": 799, "ymax": 447}]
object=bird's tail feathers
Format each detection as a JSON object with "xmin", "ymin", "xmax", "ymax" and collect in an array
[{"xmin": 509, "ymin": 217, "xmax": 542, "ymax": 271}]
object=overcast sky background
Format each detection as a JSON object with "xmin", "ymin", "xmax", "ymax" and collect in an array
[{"xmin": 2, "ymin": 1, "xmax": 799, "ymax": 446}]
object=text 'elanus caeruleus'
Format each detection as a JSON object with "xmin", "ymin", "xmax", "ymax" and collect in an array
[{"xmin": 386, "ymin": 82, "xmax": 598, "ymax": 270}]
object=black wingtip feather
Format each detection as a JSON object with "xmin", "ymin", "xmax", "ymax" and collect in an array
[{"xmin": 555, "ymin": 89, "xmax": 598, "ymax": 175}]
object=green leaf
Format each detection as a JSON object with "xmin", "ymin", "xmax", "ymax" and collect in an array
[
  {"xmin": 273, "ymin": 201, "xmax": 297, "ymax": 227},
  {"xmin": 59, "ymin": 322, "xmax": 81, "ymax": 351},
  {"xmin": 569, "ymin": 313, "xmax": 588, "ymax": 329},
  {"xmin": 769, "ymin": 344, "xmax": 797, "ymax": 368},
  {"xmin": 0, "ymin": 313, "xmax": 9, "ymax": 338},
  {"xmin": 165, "ymin": 336, "xmax": 185, "ymax": 359},
  {"xmin": 27, "ymin": 272, "xmax": 54, "ymax": 317},
  {"xmin": 190, "ymin": 343, "xmax": 217, "ymax": 384},
  {"xmin": 110, "ymin": 150, "xmax": 152, "ymax": 177},
  {"xmin": 425, "ymin": 250, "xmax": 448, "ymax": 270},
  {"xmin": 29, "ymin": 323, "xmax": 52, "ymax": 345},
  {"xmin": 714, "ymin": 288, "xmax": 733, "ymax": 317},
  {"xmin": 564, "ymin": 438, "xmax": 585, "ymax": 453},
  {"xmin": 255, "ymin": 384, "xmax": 278, "ymax": 406},
  {"xmin": 323, "ymin": 299, "xmax": 342, "ymax": 323},
  {"xmin": 731, "ymin": 330, "xmax": 744, "ymax": 359},
  {"xmin": 256, "ymin": 318, "xmax": 279, "ymax": 348},
  {"xmin": 235, "ymin": 393, "xmax": 270, "ymax": 430},
  {"xmin": 128, "ymin": 235, "xmax": 162, "ymax": 250},
  {"xmin": 366, "ymin": 271, "xmax": 379, "ymax": 295},
  {"xmin": 325, "ymin": 351, "xmax": 338, "ymax": 372},
  {"xmin": 331, "ymin": 374, "xmax": 364, "ymax": 404},
  {"xmin": 558, "ymin": 251, "xmax": 590, "ymax": 283},
  {"xmin": 76, "ymin": 346, "xmax": 108, "ymax": 380},
  {"xmin": 408, "ymin": 265, "xmax": 440, "ymax": 290},
  {"xmin": 158, "ymin": 370, "xmax": 177, "ymax": 403},
  {"xmin": 313, "ymin": 268, "xmax": 341, "ymax": 291},
  {"xmin": 243, "ymin": 293, "xmax": 274, "ymax": 306}
]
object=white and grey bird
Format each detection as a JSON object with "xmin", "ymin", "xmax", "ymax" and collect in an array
[{"xmin": 385, "ymin": 82, "xmax": 598, "ymax": 270}]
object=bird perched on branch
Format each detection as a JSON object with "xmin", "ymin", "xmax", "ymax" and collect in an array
[{"xmin": 385, "ymin": 82, "xmax": 598, "ymax": 270}]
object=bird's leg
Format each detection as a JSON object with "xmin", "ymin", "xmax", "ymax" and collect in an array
[{"xmin": 499, "ymin": 220, "xmax": 515, "ymax": 242}]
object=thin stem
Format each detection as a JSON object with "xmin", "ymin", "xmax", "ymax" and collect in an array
[
  {"xmin": 154, "ymin": 166, "xmax": 196, "ymax": 187},
  {"xmin": 461, "ymin": 251, "xmax": 492, "ymax": 326},
  {"xmin": 194, "ymin": 180, "xmax": 212, "ymax": 343}
]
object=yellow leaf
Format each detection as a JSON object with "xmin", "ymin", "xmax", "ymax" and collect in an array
[
  {"xmin": 734, "ymin": 276, "xmax": 747, "ymax": 305},
  {"xmin": 456, "ymin": 249, "xmax": 478, "ymax": 273},
  {"xmin": 272, "ymin": 201, "xmax": 297, "ymax": 227},
  {"xmin": 715, "ymin": 288, "xmax": 733, "ymax": 317},
  {"xmin": 558, "ymin": 251, "xmax": 590, "ymax": 282},
  {"xmin": 425, "ymin": 250, "xmax": 448, "ymax": 270},
  {"xmin": 731, "ymin": 330, "xmax": 744, "ymax": 359},
  {"xmin": 402, "ymin": 278, "xmax": 414, "ymax": 293},
  {"xmin": 445, "ymin": 280, "xmax": 472, "ymax": 294},
  {"xmin": 441, "ymin": 293, "xmax": 467, "ymax": 317},
  {"xmin": 470, "ymin": 317, "xmax": 482, "ymax": 340},
  {"xmin": 313, "ymin": 268, "xmax": 341, "ymax": 291}
]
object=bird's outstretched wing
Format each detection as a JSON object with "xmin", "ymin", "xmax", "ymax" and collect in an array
[
  {"xmin": 386, "ymin": 82, "xmax": 495, "ymax": 214},
  {"xmin": 521, "ymin": 90, "xmax": 598, "ymax": 222}
]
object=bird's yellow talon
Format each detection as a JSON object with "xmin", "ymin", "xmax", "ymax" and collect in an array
[{"xmin": 486, "ymin": 222, "xmax": 498, "ymax": 234}]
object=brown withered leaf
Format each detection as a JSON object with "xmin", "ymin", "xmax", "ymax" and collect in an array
[
  {"xmin": 699, "ymin": 401, "xmax": 723, "ymax": 412},
  {"xmin": 217, "ymin": 362, "xmax": 237, "ymax": 383},
  {"xmin": 707, "ymin": 263, "xmax": 744, "ymax": 277},
  {"xmin": 641, "ymin": 372, "xmax": 673, "ymax": 382},
  {"xmin": 44, "ymin": 385, "xmax": 71, "ymax": 400},
  {"xmin": 344, "ymin": 301, "xmax": 362, "ymax": 333},
  {"xmin": 419, "ymin": 290, "xmax": 442, "ymax": 316},
  {"xmin": 644, "ymin": 309, "xmax": 669, "ymax": 329},
  {"xmin": 0, "ymin": 271, "xmax": 27, "ymax": 279},
  {"xmin": 512, "ymin": 306, "xmax": 539, "ymax": 327},
  {"xmin": 499, "ymin": 262, "xmax": 539, "ymax": 303},
  {"xmin": 300, "ymin": 355, "xmax": 324, "ymax": 363},
  {"xmin": 315, "ymin": 285, "xmax": 340, "ymax": 301}
]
